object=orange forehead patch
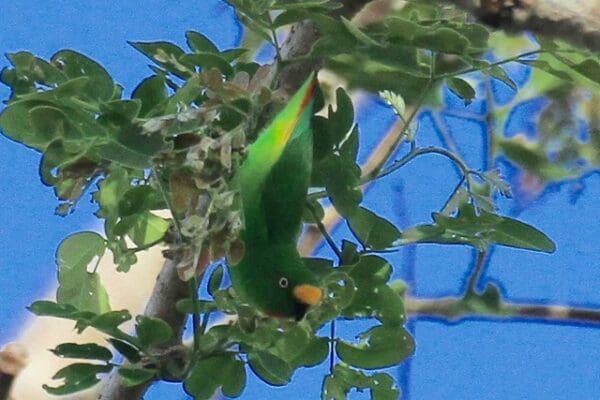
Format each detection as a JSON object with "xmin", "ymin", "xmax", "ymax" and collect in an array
[{"xmin": 293, "ymin": 284, "xmax": 323, "ymax": 306}]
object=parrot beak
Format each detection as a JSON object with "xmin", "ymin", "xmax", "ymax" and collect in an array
[{"xmin": 292, "ymin": 284, "xmax": 323, "ymax": 306}]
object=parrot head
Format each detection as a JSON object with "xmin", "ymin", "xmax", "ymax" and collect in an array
[{"xmin": 230, "ymin": 244, "xmax": 323, "ymax": 321}]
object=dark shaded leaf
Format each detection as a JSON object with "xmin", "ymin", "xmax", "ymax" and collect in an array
[
  {"xmin": 185, "ymin": 353, "xmax": 245, "ymax": 399},
  {"xmin": 135, "ymin": 315, "xmax": 173, "ymax": 348},
  {"xmin": 247, "ymin": 351, "xmax": 292, "ymax": 386},
  {"xmin": 347, "ymin": 207, "xmax": 401, "ymax": 250},
  {"xmin": 132, "ymin": 75, "xmax": 168, "ymax": 117},
  {"xmin": 51, "ymin": 343, "xmax": 112, "ymax": 361},
  {"xmin": 447, "ymin": 77, "xmax": 475, "ymax": 105},
  {"xmin": 43, "ymin": 363, "xmax": 112, "ymax": 395},
  {"xmin": 107, "ymin": 339, "xmax": 141, "ymax": 363}
]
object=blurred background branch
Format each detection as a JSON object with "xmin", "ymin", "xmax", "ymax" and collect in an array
[{"xmin": 443, "ymin": 0, "xmax": 600, "ymax": 52}]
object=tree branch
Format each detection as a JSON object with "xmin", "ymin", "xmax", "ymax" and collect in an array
[
  {"xmin": 444, "ymin": 0, "xmax": 600, "ymax": 52},
  {"xmin": 99, "ymin": 258, "xmax": 189, "ymax": 399},
  {"xmin": 405, "ymin": 296, "xmax": 600, "ymax": 325}
]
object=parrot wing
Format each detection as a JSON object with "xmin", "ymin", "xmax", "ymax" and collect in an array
[{"xmin": 239, "ymin": 74, "xmax": 318, "ymax": 246}]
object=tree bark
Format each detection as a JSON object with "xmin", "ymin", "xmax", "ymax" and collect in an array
[
  {"xmin": 99, "ymin": 258, "xmax": 189, "ymax": 399},
  {"xmin": 444, "ymin": 0, "xmax": 600, "ymax": 52}
]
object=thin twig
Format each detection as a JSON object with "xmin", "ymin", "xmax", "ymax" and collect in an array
[
  {"xmin": 405, "ymin": 296, "xmax": 600, "ymax": 325},
  {"xmin": 306, "ymin": 201, "xmax": 342, "ymax": 259}
]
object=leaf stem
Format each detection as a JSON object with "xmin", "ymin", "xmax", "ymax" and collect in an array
[
  {"xmin": 329, "ymin": 320, "xmax": 336, "ymax": 374},
  {"xmin": 189, "ymin": 277, "xmax": 201, "ymax": 353},
  {"xmin": 434, "ymin": 50, "xmax": 543, "ymax": 80},
  {"xmin": 464, "ymin": 250, "xmax": 488, "ymax": 295},
  {"xmin": 267, "ymin": 12, "xmax": 283, "ymax": 65},
  {"xmin": 306, "ymin": 201, "xmax": 342, "ymax": 259}
]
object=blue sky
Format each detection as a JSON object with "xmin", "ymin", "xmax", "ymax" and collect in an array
[{"xmin": 1, "ymin": 2, "xmax": 598, "ymax": 399}]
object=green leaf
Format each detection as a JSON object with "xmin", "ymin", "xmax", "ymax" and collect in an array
[
  {"xmin": 0, "ymin": 99, "xmax": 54, "ymax": 148},
  {"xmin": 118, "ymin": 367, "xmax": 156, "ymax": 387},
  {"xmin": 568, "ymin": 58, "xmax": 600, "ymax": 85},
  {"xmin": 219, "ymin": 48, "xmax": 248, "ymax": 62},
  {"xmin": 84, "ymin": 310, "xmax": 133, "ymax": 336},
  {"xmin": 340, "ymin": 240, "xmax": 360, "ymax": 265},
  {"xmin": 28, "ymin": 300, "xmax": 81, "ymax": 318},
  {"xmin": 181, "ymin": 52, "xmax": 234, "ymax": 77},
  {"xmin": 165, "ymin": 74, "xmax": 202, "ymax": 113},
  {"xmin": 132, "ymin": 75, "xmax": 168, "ymax": 117},
  {"xmin": 247, "ymin": 351, "xmax": 292, "ymax": 386},
  {"xmin": 292, "ymin": 336, "xmax": 329, "ymax": 367},
  {"xmin": 399, "ymin": 203, "xmax": 556, "ymax": 252},
  {"xmin": 222, "ymin": 357, "xmax": 246, "ymax": 398},
  {"xmin": 488, "ymin": 65, "xmax": 518, "ymax": 91},
  {"xmin": 323, "ymin": 364, "xmax": 400, "ymax": 400},
  {"xmin": 186, "ymin": 30, "xmax": 220, "ymax": 53},
  {"xmin": 341, "ymin": 256, "xmax": 405, "ymax": 325},
  {"xmin": 43, "ymin": 363, "xmax": 112, "ymax": 395},
  {"xmin": 176, "ymin": 299, "xmax": 218, "ymax": 314},
  {"xmin": 273, "ymin": 325, "xmax": 311, "ymax": 362},
  {"xmin": 51, "ymin": 343, "xmax": 112, "ymax": 361},
  {"xmin": 517, "ymin": 59, "xmax": 573, "ymax": 82},
  {"xmin": 56, "ymin": 231, "xmax": 110, "ymax": 314},
  {"xmin": 135, "ymin": 315, "xmax": 174, "ymax": 348},
  {"xmin": 336, "ymin": 325, "xmax": 414, "ymax": 369},
  {"xmin": 208, "ymin": 264, "xmax": 224, "ymax": 297},
  {"xmin": 185, "ymin": 353, "xmax": 246, "ymax": 399},
  {"xmin": 127, "ymin": 212, "xmax": 170, "ymax": 247},
  {"xmin": 447, "ymin": 77, "xmax": 476, "ymax": 105},
  {"xmin": 378, "ymin": 90, "xmax": 405, "ymax": 118},
  {"xmin": 50, "ymin": 50, "xmax": 114, "ymax": 101},
  {"xmin": 329, "ymin": 88, "xmax": 354, "ymax": 145},
  {"xmin": 99, "ymin": 99, "xmax": 141, "ymax": 124},
  {"xmin": 107, "ymin": 339, "xmax": 141, "ymax": 363},
  {"xmin": 129, "ymin": 41, "xmax": 193, "ymax": 79},
  {"xmin": 322, "ymin": 156, "xmax": 362, "ymax": 216},
  {"xmin": 412, "ymin": 27, "xmax": 470, "ymax": 54},
  {"xmin": 272, "ymin": 9, "xmax": 312, "ymax": 28},
  {"xmin": 29, "ymin": 105, "xmax": 82, "ymax": 144},
  {"xmin": 118, "ymin": 185, "xmax": 165, "ymax": 217},
  {"xmin": 3, "ymin": 51, "xmax": 67, "ymax": 95},
  {"xmin": 340, "ymin": 17, "xmax": 382, "ymax": 47},
  {"xmin": 347, "ymin": 207, "xmax": 401, "ymax": 250}
]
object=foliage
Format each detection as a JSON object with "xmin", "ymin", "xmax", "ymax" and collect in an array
[{"xmin": 1, "ymin": 0, "xmax": 598, "ymax": 398}]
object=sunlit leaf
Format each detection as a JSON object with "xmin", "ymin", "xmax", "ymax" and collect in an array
[
  {"xmin": 56, "ymin": 232, "xmax": 110, "ymax": 314},
  {"xmin": 336, "ymin": 325, "xmax": 414, "ymax": 369}
]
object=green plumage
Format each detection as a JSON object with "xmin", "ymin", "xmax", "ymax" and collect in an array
[{"xmin": 230, "ymin": 74, "xmax": 321, "ymax": 319}]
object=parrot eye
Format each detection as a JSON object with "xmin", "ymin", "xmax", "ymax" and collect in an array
[{"xmin": 278, "ymin": 277, "xmax": 289, "ymax": 288}]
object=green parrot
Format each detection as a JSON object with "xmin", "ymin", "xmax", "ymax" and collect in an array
[{"xmin": 229, "ymin": 73, "xmax": 323, "ymax": 320}]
